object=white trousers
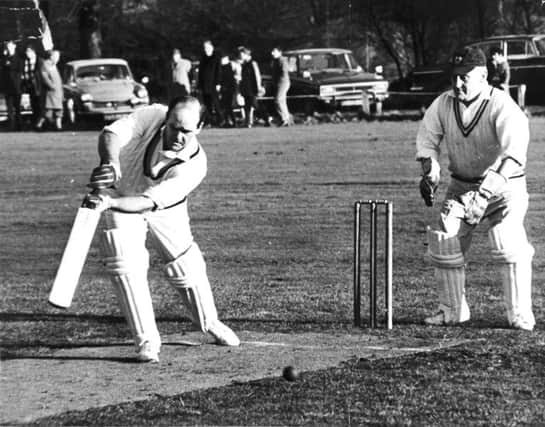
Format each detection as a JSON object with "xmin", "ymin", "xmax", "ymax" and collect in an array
[
  {"xmin": 101, "ymin": 202, "xmax": 220, "ymax": 348},
  {"xmin": 431, "ymin": 176, "xmax": 535, "ymax": 326}
]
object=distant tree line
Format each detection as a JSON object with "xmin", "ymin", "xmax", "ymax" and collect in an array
[{"xmin": 40, "ymin": 0, "xmax": 545, "ymax": 96}]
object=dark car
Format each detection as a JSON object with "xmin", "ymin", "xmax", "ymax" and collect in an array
[
  {"xmin": 264, "ymin": 48, "xmax": 389, "ymax": 113},
  {"xmin": 402, "ymin": 34, "xmax": 545, "ymax": 106},
  {"xmin": 62, "ymin": 58, "xmax": 149, "ymax": 124}
]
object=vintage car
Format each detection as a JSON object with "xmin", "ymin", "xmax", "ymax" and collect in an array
[
  {"xmin": 62, "ymin": 58, "xmax": 149, "ymax": 123},
  {"xmin": 0, "ymin": 93, "xmax": 32, "ymax": 124},
  {"xmin": 267, "ymin": 48, "xmax": 389, "ymax": 112},
  {"xmin": 403, "ymin": 34, "xmax": 545, "ymax": 106}
]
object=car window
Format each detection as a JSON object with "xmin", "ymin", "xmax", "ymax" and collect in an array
[
  {"xmin": 299, "ymin": 53, "xmax": 350, "ymax": 72},
  {"xmin": 287, "ymin": 56, "xmax": 297, "ymax": 73},
  {"xmin": 535, "ymin": 38, "xmax": 545, "ymax": 56},
  {"xmin": 75, "ymin": 64, "xmax": 131, "ymax": 81},
  {"xmin": 506, "ymin": 40, "xmax": 532, "ymax": 56},
  {"xmin": 62, "ymin": 66, "xmax": 74, "ymax": 83},
  {"xmin": 346, "ymin": 53, "xmax": 360, "ymax": 70}
]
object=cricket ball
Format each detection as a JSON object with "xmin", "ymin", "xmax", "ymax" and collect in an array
[{"xmin": 282, "ymin": 366, "xmax": 298, "ymax": 382}]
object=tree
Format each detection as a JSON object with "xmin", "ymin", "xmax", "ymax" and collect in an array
[{"xmin": 79, "ymin": 0, "xmax": 101, "ymax": 58}]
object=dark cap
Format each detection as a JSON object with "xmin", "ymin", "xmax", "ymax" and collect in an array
[{"xmin": 449, "ymin": 46, "xmax": 487, "ymax": 74}]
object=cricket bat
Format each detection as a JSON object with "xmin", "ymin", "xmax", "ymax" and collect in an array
[{"xmin": 48, "ymin": 195, "xmax": 102, "ymax": 309}]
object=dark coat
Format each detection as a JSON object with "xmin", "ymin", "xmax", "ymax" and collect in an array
[
  {"xmin": 21, "ymin": 57, "xmax": 41, "ymax": 96},
  {"xmin": 198, "ymin": 52, "xmax": 222, "ymax": 95},
  {"xmin": 240, "ymin": 60, "xmax": 259, "ymax": 97},
  {"xmin": 271, "ymin": 56, "xmax": 290, "ymax": 87},
  {"xmin": 1, "ymin": 53, "xmax": 23, "ymax": 95},
  {"xmin": 220, "ymin": 62, "xmax": 236, "ymax": 94}
]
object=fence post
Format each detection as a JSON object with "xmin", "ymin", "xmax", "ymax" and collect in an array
[{"xmin": 517, "ymin": 84, "xmax": 526, "ymax": 110}]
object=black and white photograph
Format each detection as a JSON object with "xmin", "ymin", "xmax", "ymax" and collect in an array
[{"xmin": 1, "ymin": 0, "xmax": 545, "ymax": 425}]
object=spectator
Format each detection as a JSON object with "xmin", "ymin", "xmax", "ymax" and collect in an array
[
  {"xmin": 197, "ymin": 40, "xmax": 223, "ymax": 126},
  {"xmin": 170, "ymin": 48, "xmax": 192, "ymax": 99},
  {"xmin": 270, "ymin": 47, "xmax": 291, "ymax": 126},
  {"xmin": 487, "ymin": 47, "xmax": 510, "ymax": 92},
  {"xmin": 21, "ymin": 45, "xmax": 42, "ymax": 126},
  {"xmin": 1, "ymin": 41, "xmax": 23, "ymax": 130},
  {"xmin": 36, "ymin": 50, "xmax": 63, "ymax": 131},
  {"xmin": 219, "ymin": 54, "xmax": 237, "ymax": 127},
  {"xmin": 239, "ymin": 47, "xmax": 263, "ymax": 128}
]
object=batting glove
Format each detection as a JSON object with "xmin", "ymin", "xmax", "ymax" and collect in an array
[
  {"xmin": 88, "ymin": 163, "xmax": 121, "ymax": 190},
  {"xmin": 82, "ymin": 193, "xmax": 112, "ymax": 212}
]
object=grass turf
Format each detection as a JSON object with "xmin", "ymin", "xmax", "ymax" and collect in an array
[{"xmin": 1, "ymin": 119, "xmax": 545, "ymax": 425}]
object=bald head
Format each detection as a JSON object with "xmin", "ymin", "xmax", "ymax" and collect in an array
[{"xmin": 163, "ymin": 96, "xmax": 202, "ymax": 151}]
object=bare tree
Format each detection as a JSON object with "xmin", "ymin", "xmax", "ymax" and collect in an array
[{"xmin": 79, "ymin": 0, "xmax": 101, "ymax": 58}]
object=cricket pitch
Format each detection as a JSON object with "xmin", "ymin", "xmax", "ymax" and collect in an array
[{"xmin": 1, "ymin": 331, "xmax": 470, "ymax": 424}]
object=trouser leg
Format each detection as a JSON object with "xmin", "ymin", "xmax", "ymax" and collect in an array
[
  {"xmin": 6, "ymin": 94, "xmax": 21, "ymax": 130},
  {"xmin": 146, "ymin": 206, "xmax": 239, "ymax": 345},
  {"xmin": 163, "ymin": 243, "xmax": 218, "ymax": 331},
  {"xmin": 488, "ymin": 210, "xmax": 535, "ymax": 330},
  {"xmin": 275, "ymin": 82, "xmax": 290, "ymax": 123},
  {"xmin": 101, "ymin": 213, "xmax": 161, "ymax": 351},
  {"xmin": 425, "ymin": 228, "xmax": 470, "ymax": 324}
]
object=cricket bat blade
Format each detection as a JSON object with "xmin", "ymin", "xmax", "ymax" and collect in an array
[{"xmin": 48, "ymin": 206, "xmax": 101, "ymax": 308}]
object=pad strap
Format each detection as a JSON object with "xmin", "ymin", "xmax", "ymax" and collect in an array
[{"xmin": 426, "ymin": 228, "xmax": 465, "ymax": 269}]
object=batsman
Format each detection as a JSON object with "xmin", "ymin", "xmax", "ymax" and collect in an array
[
  {"xmin": 416, "ymin": 46, "xmax": 535, "ymax": 331},
  {"xmin": 86, "ymin": 96, "xmax": 239, "ymax": 363}
]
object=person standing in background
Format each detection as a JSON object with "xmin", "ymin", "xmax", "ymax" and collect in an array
[
  {"xmin": 219, "ymin": 53, "xmax": 237, "ymax": 127},
  {"xmin": 270, "ymin": 47, "xmax": 291, "ymax": 126},
  {"xmin": 487, "ymin": 47, "xmax": 510, "ymax": 93},
  {"xmin": 170, "ymin": 48, "xmax": 192, "ymax": 100},
  {"xmin": 1, "ymin": 41, "xmax": 23, "ymax": 130},
  {"xmin": 21, "ymin": 45, "xmax": 42, "ymax": 127},
  {"xmin": 36, "ymin": 49, "xmax": 63, "ymax": 131},
  {"xmin": 239, "ymin": 47, "xmax": 263, "ymax": 128},
  {"xmin": 197, "ymin": 40, "xmax": 223, "ymax": 126}
]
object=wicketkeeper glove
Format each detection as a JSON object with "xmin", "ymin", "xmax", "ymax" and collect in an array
[
  {"xmin": 88, "ymin": 163, "xmax": 121, "ymax": 190},
  {"xmin": 461, "ymin": 169, "xmax": 507, "ymax": 225},
  {"xmin": 419, "ymin": 176, "xmax": 438, "ymax": 207},
  {"xmin": 418, "ymin": 157, "xmax": 440, "ymax": 207}
]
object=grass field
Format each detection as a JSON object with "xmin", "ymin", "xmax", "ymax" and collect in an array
[{"xmin": 1, "ymin": 119, "xmax": 545, "ymax": 425}]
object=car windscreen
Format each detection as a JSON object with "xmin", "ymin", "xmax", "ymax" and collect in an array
[
  {"xmin": 75, "ymin": 64, "xmax": 131, "ymax": 81},
  {"xmin": 298, "ymin": 53, "xmax": 353, "ymax": 72}
]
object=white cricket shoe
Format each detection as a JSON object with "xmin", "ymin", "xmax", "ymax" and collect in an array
[
  {"xmin": 137, "ymin": 341, "xmax": 160, "ymax": 363},
  {"xmin": 208, "ymin": 321, "xmax": 240, "ymax": 346},
  {"xmin": 424, "ymin": 309, "xmax": 470, "ymax": 326},
  {"xmin": 510, "ymin": 316, "xmax": 534, "ymax": 331}
]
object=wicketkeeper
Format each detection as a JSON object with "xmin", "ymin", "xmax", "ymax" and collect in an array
[
  {"xmin": 87, "ymin": 96, "xmax": 240, "ymax": 363},
  {"xmin": 416, "ymin": 46, "xmax": 535, "ymax": 330}
]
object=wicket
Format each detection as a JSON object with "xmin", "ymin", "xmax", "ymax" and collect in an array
[{"xmin": 353, "ymin": 200, "xmax": 393, "ymax": 329}]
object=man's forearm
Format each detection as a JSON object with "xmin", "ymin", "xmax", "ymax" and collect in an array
[{"xmin": 98, "ymin": 130, "xmax": 121, "ymax": 166}]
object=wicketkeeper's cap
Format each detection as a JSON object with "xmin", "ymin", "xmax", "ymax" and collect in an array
[{"xmin": 449, "ymin": 46, "xmax": 487, "ymax": 74}]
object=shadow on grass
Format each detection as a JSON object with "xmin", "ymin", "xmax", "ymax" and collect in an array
[
  {"xmin": 1, "ymin": 352, "xmax": 138, "ymax": 363},
  {"xmin": 0, "ymin": 311, "xmax": 346, "ymax": 326}
]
